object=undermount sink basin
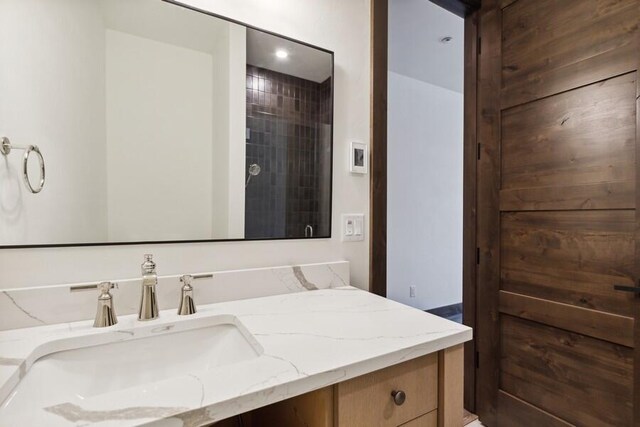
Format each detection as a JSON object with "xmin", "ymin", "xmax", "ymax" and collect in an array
[{"xmin": 1, "ymin": 317, "xmax": 261, "ymax": 417}]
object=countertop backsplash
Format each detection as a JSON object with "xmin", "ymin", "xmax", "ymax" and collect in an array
[{"xmin": 0, "ymin": 261, "xmax": 349, "ymax": 331}]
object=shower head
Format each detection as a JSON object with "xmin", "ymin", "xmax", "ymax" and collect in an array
[
  {"xmin": 245, "ymin": 163, "xmax": 261, "ymax": 188},
  {"xmin": 248, "ymin": 163, "xmax": 261, "ymax": 176}
]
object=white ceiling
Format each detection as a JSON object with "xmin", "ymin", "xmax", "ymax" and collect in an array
[
  {"xmin": 247, "ymin": 28, "xmax": 332, "ymax": 83},
  {"xmin": 389, "ymin": 0, "xmax": 464, "ymax": 93}
]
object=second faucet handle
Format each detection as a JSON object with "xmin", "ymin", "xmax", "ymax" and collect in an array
[
  {"xmin": 178, "ymin": 275, "xmax": 196, "ymax": 316},
  {"xmin": 177, "ymin": 274, "xmax": 212, "ymax": 316}
]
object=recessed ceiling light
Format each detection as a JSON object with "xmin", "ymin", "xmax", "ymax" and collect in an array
[
  {"xmin": 440, "ymin": 36, "xmax": 453, "ymax": 43},
  {"xmin": 275, "ymin": 49, "xmax": 288, "ymax": 59}
]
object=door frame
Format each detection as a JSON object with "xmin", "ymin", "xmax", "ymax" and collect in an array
[{"xmin": 369, "ymin": 0, "xmax": 480, "ymax": 412}]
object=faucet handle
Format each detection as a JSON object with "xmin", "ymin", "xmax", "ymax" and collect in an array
[
  {"xmin": 94, "ymin": 281, "xmax": 118, "ymax": 328},
  {"xmin": 178, "ymin": 275, "xmax": 196, "ymax": 316},
  {"xmin": 98, "ymin": 281, "xmax": 117, "ymax": 294},
  {"xmin": 142, "ymin": 254, "xmax": 156, "ymax": 273},
  {"xmin": 177, "ymin": 274, "xmax": 213, "ymax": 316}
]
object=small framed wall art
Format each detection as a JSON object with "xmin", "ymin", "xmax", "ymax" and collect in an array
[{"xmin": 349, "ymin": 141, "xmax": 368, "ymax": 174}]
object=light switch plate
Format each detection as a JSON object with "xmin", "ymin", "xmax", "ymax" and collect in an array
[{"xmin": 342, "ymin": 214, "xmax": 365, "ymax": 242}]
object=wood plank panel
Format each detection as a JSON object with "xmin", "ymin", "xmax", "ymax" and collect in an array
[
  {"xmin": 501, "ymin": 0, "xmax": 638, "ymax": 108},
  {"xmin": 497, "ymin": 391, "xmax": 572, "ymax": 427},
  {"xmin": 501, "ymin": 210, "xmax": 636, "ymax": 317},
  {"xmin": 500, "ymin": 315, "xmax": 633, "ymax": 426},
  {"xmin": 501, "ymin": 73, "xmax": 636, "ymax": 191},
  {"xmin": 500, "ymin": 181, "xmax": 635, "ymax": 212},
  {"xmin": 499, "ymin": 290, "xmax": 634, "ymax": 347}
]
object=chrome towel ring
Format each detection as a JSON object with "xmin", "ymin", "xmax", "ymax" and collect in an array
[{"xmin": 1, "ymin": 136, "xmax": 45, "ymax": 194}]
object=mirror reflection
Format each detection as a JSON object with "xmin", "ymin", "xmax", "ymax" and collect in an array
[{"xmin": 0, "ymin": 0, "xmax": 333, "ymax": 246}]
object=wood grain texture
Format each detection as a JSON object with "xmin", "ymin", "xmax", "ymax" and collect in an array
[
  {"xmin": 462, "ymin": 10, "xmax": 478, "ymax": 414},
  {"xmin": 497, "ymin": 391, "xmax": 572, "ymax": 427},
  {"xmin": 370, "ymin": 0, "xmax": 387, "ymax": 297},
  {"xmin": 399, "ymin": 410, "xmax": 438, "ymax": 427},
  {"xmin": 634, "ymin": 30, "xmax": 640, "ymax": 427},
  {"xmin": 335, "ymin": 354, "xmax": 438, "ymax": 427},
  {"xmin": 438, "ymin": 345, "xmax": 464, "ymax": 427},
  {"xmin": 500, "ymin": 181, "xmax": 635, "ymax": 211},
  {"xmin": 501, "ymin": 210, "xmax": 636, "ymax": 317},
  {"xmin": 501, "ymin": 73, "xmax": 636, "ymax": 191},
  {"xmin": 501, "ymin": 0, "xmax": 638, "ymax": 109},
  {"xmin": 477, "ymin": 0, "xmax": 639, "ymax": 423},
  {"xmin": 475, "ymin": 0, "xmax": 502, "ymax": 424},
  {"xmin": 500, "ymin": 0, "xmax": 519, "ymax": 9},
  {"xmin": 500, "ymin": 315, "xmax": 633, "ymax": 426},
  {"xmin": 499, "ymin": 290, "xmax": 634, "ymax": 347},
  {"xmin": 250, "ymin": 387, "xmax": 333, "ymax": 427}
]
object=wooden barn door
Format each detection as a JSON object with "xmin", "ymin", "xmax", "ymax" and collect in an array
[{"xmin": 476, "ymin": 0, "xmax": 640, "ymax": 425}]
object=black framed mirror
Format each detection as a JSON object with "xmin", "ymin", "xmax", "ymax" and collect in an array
[{"xmin": 0, "ymin": 0, "xmax": 333, "ymax": 247}]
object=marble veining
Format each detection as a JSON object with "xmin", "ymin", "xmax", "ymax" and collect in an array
[
  {"xmin": 291, "ymin": 266, "xmax": 318, "ymax": 290},
  {"xmin": 0, "ymin": 287, "xmax": 471, "ymax": 427},
  {"xmin": 1, "ymin": 291, "xmax": 46, "ymax": 325},
  {"xmin": 44, "ymin": 403, "xmax": 191, "ymax": 423}
]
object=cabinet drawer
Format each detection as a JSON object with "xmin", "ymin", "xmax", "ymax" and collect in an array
[
  {"xmin": 336, "ymin": 354, "xmax": 438, "ymax": 426},
  {"xmin": 399, "ymin": 410, "xmax": 437, "ymax": 427}
]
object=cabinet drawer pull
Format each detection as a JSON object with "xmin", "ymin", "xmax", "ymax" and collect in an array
[{"xmin": 391, "ymin": 390, "xmax": 406, "ymax": 406}]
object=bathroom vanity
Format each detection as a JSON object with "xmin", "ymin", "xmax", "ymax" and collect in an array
[{"xmin": 0, "ymin": 263, "xmax": 471, "ymax": 427}]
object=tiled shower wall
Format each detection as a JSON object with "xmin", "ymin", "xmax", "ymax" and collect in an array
[{"xmin": 245, "ymin": 65, "xmax": 332, "ymax": 239}]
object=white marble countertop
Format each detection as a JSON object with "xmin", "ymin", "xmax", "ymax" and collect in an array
[{"xmin": 0, "ymin": 287, "xmax": 471, "ymax": 427}]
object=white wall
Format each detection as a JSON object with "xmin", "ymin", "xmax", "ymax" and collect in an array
[
  {"xmin": 210, "ymin": 23, "xmax": 246, "ymax": 239},
  {"xmin": 387, "ymin": 72, "xmax": 463, "ymax": 311},
  {"xmin": 226, "ymin": 24, "xmax": 247, "ymax": 238},
  {"xmin": 106, "ymin": 30, "xmax": 214, "ymax": 241},
  {"xmin": 387, "ymin": 0, "xmax": 463, "ymax": 311},
  {"xmin": 0, "ymin": 0, "xmax": 107, "ymax": 245},
  {"xmin": 210, "ymin": 24, "xmax": 231, "ymax": 240},
  {"xmin": 0, "ymin": 0, "xmax": 370, "ymax": 291}
]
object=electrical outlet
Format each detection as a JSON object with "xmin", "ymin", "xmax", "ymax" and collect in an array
[{"xmin": 409, "ymin": 285, "xmax": 416, "ymax": 298}]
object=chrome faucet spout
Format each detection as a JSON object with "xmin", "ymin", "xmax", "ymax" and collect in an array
[{"xmin": 138, "ymin": 254, "xmax": 159, "ymax": 321}]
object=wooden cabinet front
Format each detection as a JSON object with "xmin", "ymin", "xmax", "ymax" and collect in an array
[
  {"xmin": 335, "ymin": 353, "xmax": 438, "ymax": 426},
  {"xmin": 217, "ymin": 344, "xmax": 463, "ymax": 427}
]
